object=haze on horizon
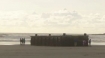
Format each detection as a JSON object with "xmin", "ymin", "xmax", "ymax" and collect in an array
[{"xmin": 0, "ymin": 0, "xmax": 105, "ymax": 34}]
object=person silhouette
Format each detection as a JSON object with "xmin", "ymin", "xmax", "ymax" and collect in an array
[
  {"xmin": 20, "ymin": 38, "xmax": 22, "ymax": 45},
  {"xmin": 89, "ymin": 39, "xmax": 91, "ymax": 46},
  {"xmin": 23, "ymin": 38, "xmax": 25, "ymax": 45}
]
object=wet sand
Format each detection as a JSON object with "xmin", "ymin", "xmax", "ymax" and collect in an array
[{"xmin": 0, "ymin": 45, "xmax": 105, "ymax": 58}]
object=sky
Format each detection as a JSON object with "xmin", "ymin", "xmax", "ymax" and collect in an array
[{"xmin": 0, "ymin": 0, "xmax": 105, "ymax": 34}]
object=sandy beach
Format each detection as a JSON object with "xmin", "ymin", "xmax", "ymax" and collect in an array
[{"xmin": 0, "ymin": 45, "xmax": 105, "ymax": 58}]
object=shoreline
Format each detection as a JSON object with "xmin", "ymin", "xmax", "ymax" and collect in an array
[{"xmin": 1, "ymin": 42, "xmax": 105, "ymax": 45}]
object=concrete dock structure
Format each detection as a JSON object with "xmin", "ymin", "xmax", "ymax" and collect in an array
[{"xmin": 30, "ymin": 33, "xmax": 89, "ymax": 46}]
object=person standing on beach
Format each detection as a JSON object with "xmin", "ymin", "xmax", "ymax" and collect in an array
[
  {"xmin": 20, "ymin": 38, "xmax": 22, "ymax": 45},
  {"xmin": 23, "ymin": 38, "xmax": 25, "ymax": 45},
  {"xmin": 22, "ymin": 38, "xmax": 24, "ymax": 45},
  {"xmin": 88, "ymin": 39, "xmax": 91, "ymax": 46}
]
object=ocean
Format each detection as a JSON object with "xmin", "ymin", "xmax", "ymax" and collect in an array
[{"xmin": 0, "ymin": 33, "xmax": 105, "ymax": 45}]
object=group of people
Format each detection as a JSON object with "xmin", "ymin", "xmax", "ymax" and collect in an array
[
  {"xmin": 74, "ymin": 39, "xmax": 91, "ymax": 46},
  {"xmin": 20, "ymin": 38, "xmax": 25, "ymax": 45}
]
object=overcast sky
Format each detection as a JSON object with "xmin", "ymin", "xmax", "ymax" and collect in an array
[{"xmin": 0, "ymin": 0, "xmax": 105, "ymax": 34}]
